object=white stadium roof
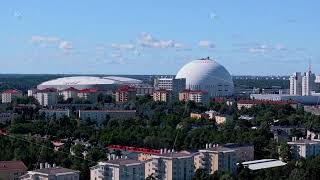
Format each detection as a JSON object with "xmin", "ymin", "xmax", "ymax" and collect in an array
[{"xmin": 37, "ymin": 76, "xmax": 142, "ymax": 90}]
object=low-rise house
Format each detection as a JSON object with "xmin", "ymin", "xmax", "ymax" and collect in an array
[
  {"xmin": 39, "ymin": 109, "xmax": 70, "ymax": 120},
  {"xmin": 78, "ymin": 110, "xmax": 136, "ymax": 124},
  {"xmin": 20, "ymin": 165, "xmax": 79, "ymax": 180},
  {"xmin": 205, "ymin": 110, "xmax": 219, "ymax": 120},
  {"xmin": 214, "ymin": 115, "xmax": 232, "ymax": 124},
  {"xmin": 90, "ymin": 159, "xmax": 145, "ymax": 180},
  {"xmin": 190, "ymin": 113, "xmax": 209, "ymax": 120},
  {"xmin": 0, "ymin": 161, "xmax": 27, "ymax": 180},
  {"xmin": 1, "ymin": 89, "xmax": 23, "ymax": 103}
]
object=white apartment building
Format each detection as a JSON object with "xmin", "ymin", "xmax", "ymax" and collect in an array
[
  {"xmin": 145, "ymin": 152, "xmax": 195, "ymax": 180},
  {"xmin": 289, "ymin": 72, "xmax": 302, "ymax": 95},
  {"xmin": 60, "ymin": 87, "xmax": 79, "ymax": 100},
  {"xmin": 1, "ymin": 89, "xmax": 22, "ymax": 103},
  {"xmin": 90, "ymin": 159, "xmax": 145, "ymax": 180},
  {"xmin": 287, "ymin": 138, "xmax": 320, "ymax": 159},
  {"xmin": 35, "ymin": 88, "xmax": 58, "ymax": 106},
  {"xmin": 78, "ymin": 110, "xmax": 136, "ymax": 124},
  {"xmin": 195, "ymin": 146, "xmax": 237, "ymax": 174},
  {"xmin": 39, "ymin": 109, "xmax": 70, "ymax": 120},
  {"xmin": 154, "ymin": 77, "xmax": 186, "ymax": 99},
  {"xmin": 179, "ymin": 90, "xmax": 209, "ymax": 104},
  {"xmin": 302, "ymin": 70, "xmax": 316, "ymax": 96},
  {"xmin": 20, "ymin": 167, "xmax": 80, "ymax": 180}
]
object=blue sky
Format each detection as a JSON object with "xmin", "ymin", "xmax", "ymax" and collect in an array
[{"xmin": 1, "ymin": 0, "xmax": 319, "ymax": 75}]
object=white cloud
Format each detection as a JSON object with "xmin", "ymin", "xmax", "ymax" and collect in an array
[
  {"xmin": 111, "ymin": 43, "xmax": 135, "ymax": 50},
  {"xmin": 138, "ymin": 32, "xmax": 183, "ymax": 49},
  {"xmin": 59, "ymin": 41, "xmax": 73, "ymax": 50},
  {"xmin": 31, "ymin": 35, "xmax": 60, "ymax": 44},
  {"xmin": 198, "ymin": 40, "xmax": 215, "ymax": 48},
  {"xmin": 30, "ymin": 35, "xmax": 74, "ymax": 52}
]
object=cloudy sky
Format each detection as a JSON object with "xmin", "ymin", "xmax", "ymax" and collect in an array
[{"xmin": 1, "ymin": 0, "xmax": 319, "ymax": 75}]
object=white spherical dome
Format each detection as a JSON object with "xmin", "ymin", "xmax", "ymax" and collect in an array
[{"xmin": 176, "ymin": 58, "xmax": 234, "ymax": 97}]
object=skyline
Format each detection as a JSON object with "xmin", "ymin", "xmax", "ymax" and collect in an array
[{"xmin": 1, "ymin": 0, "xmax": 320, "ymax": 75}]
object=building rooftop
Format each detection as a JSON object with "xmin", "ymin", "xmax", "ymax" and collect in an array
[
  {"xmin": 100, "ymin": 159, "xmax": 142, "ymax": 166},
  {"xmin": 79, "ymin": 110, "xmax": 136, "ymax": 113},
  {"xmin": 0, "ymin": 161, "xmax": 27, "ymax": 171},
  {"xmin": 37, "ymin": 88, "xmax": 58, "ymax": 93},
  {"xmin": 2, "ymin": 89, "xmax": 21, "ymax": 94},
  {"xmin": 288, "ymin": 139, "xmax": 320, "ymax": 145},
  {"xmin": 238, "ymin": 99, "xmax": 296, "ymax": 105},
  {"xmin": 155, "ymin": 152, "xmax": 194, "ymax": 159},
  {"xmin": 240, "ymin": 159, "xmax": 286, "ymax": 170},
  {"xmin": 32, "ymin": 167, "xmax": 79, "ymax": 175},
  {"xmin": 200, "ymin": 146, "xmax": 235, "ymax": 153},
  {"xmin": 77, "ymin": 89, "xmax": 99, "ymax": 93},
  {"xmin": 61, "ymin": 87, "xmax": 79, "ymax": 92}
]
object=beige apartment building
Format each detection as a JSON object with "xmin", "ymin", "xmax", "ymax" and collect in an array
[
  {"xmin": 153, "ymin": 90, "xmax": 172, "ymax": 102},
  {"xmin": 90, "ymin": 159, "xmax": 145, "ymax": 180},
  {"xmin": 1, "ymin": 89, "xmax": 22, "ymax": 103},
  {"xmin": 195, "ymin": 146, "xmax": 237, "ymax": 174},
  {"xmin": 115, "ymin": 86, "xmax": 136, "ymax": 103},
  {"xmin": 145, "ymin": 152, "xmax": 195, "ymax": 180}
]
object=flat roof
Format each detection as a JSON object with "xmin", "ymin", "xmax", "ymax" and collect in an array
[
  {"xmin": 155, "ymin": 152, "xmax": 194, "ymax": 159},
  {"xmin": 100, "ymin": 159, "xmax": 142, "ymax": 166},
  {"xmin": 240, "ymin": 159, "xmax": 286, "ymax": 170},
  {"xmin": 32, "ymin": 167, "xmax": 79, "ymax": 175}
]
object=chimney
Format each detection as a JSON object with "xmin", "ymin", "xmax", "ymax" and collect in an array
[
  {"xmin": 209, "ymin": 143, "xmax": 212, "ymax": 148},
  {"xmin": 53, "ymin": 163, "xmax": 56, "ymax": 168},
  {"xmin": 171, "ymin": 149, "xmax": 174, "ymax": 153},
  {"xmin": 48, "ymin": 164, "xmax": 51, "ymax": 168},
  {"xmin": 45, "ymin": 162, "xmax": 48, "ymax": 168},
  {"xmin": 167, "ymin": 149, "xmax": 171, "ymax": 153},
  {"xmin": 40, "ymin": 163, "xmax": 44, "ymax": 169},
  {"xmin": 108, "ymin": 154, "xmax": 111, "ymax": 160},
  {"xmin": 205, "ymin": 143, "xmax": 208, "ymax": 149},
  {"xmin": 160, "ymin": 149, "xmax": 163, "ymax": 154},
  {"xmin": 164, "ymin": 148, "xmax": 167, "ymax": 153}
]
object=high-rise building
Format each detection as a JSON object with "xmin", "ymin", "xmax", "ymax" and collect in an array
[
  {"xmin": 302, "ymin": 70, "xmax": 316, "ymax": 96},
  {"xmin": 90, "ymin": 159, "xmax": 145, "ymax": 180},
  {"xmin": 289, "ymin": 72, "xmax": 302, "ymax": 95},
  {"xmin": 154, "ymin": 77, "xmax": 186, "ymax": 99},
  {"xmin": 145, "ymin": 152, "xmax": 195, "ymax": 180}
]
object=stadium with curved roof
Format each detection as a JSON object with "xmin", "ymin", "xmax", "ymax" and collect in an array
[
  {"xmin": 175, "ymin": 57, "xmax": 234, "ymax": 97},
  {"xmin": 37, "ymin": 76, "xmax": 142, "ymax": 90}
]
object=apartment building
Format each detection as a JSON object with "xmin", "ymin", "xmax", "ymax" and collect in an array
[
  {"xmin": 39, "ymin": 109, "xmax": 70, "ymax": 120},
  {"xmin": 20, "ymin": 166, "xmax": 79, "ymax": 180},
  {"xmin": 35, "ymin": 88, "xmax": 58, "ymax": 106},
  {"xmin": 60, "ymin": 87, "xmax": 79, "ymax": 100},
  {"xmin": 1, "ymin": 89, "xmax": 22, "ymax": 103},
  {"xmin": 179, "ymin": 90, "xmax": 209, "ymax": 104},
  {"xmin": 0, "ymin": 161, "xmax": 27, "ymax": 180},
  {"xmin": 287, "ymin": 138, "xmax": 320, "ymax": 159},
  {"xmin": 90, "ymin": 159, "xmax": 145, "ymax": 180},
  {"xmin": 153, "ymin": 90, "xmax": 172, "ymax": 102},
  {"xmin": 195, "ymin": 145, "xmax": 237, "ymax": 174},
  {"xmin": 115, "ymin": 86, "xmax": 136, "ymax": 103},
  {"xmin": 77, "ymin": 89, "xmax": 99, "ymax": 103},
  {"xmin": 145, "ymin": 152, "xmax": 195, "ymax": 180}
]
